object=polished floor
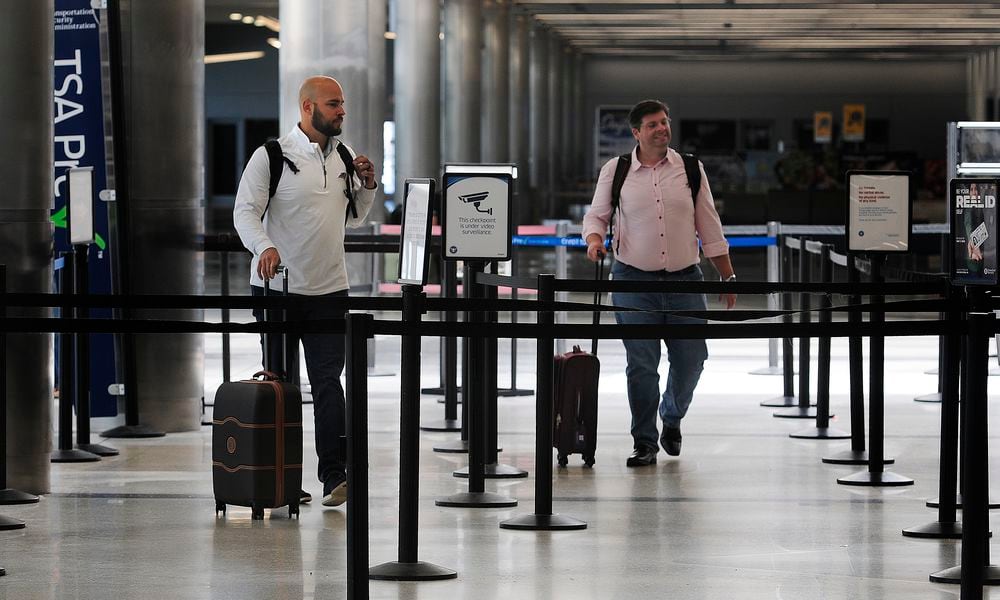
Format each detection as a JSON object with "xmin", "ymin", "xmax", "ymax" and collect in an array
[{"xmin": 2, "ymin": 318, "xmax": 998, "ymax": 599}]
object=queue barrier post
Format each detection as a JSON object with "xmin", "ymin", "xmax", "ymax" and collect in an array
[
  {"xmin": 775, "ymin": 238, "xmax": 817, "ymax": 419},
  {"xmin": 750, "ymin": 220, "xmax": 783, "ymax": 376},
  {"xmin": 422, "ymin": 259, "xmax": 461, "ymax": 432},
  {"xmin": 761, "ymin": 234, "xmax": 800, "ymax": 407},
  {"xmin": 915, "ymin": 232, "xmax": 951, "ymax": 404},
  {"xmin": 345, "ymin": 313, "xmax": 372, "ymax": 600}
]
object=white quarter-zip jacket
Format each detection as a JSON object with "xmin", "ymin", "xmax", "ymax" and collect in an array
[{"xmin": 233, "ymin": 125, "xmax": 377, "ymax": 295}]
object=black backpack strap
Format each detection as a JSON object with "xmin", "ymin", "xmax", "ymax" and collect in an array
[
  {"xmin": 609, "ymin": 152, "xmax": 632, "ymax": 253},
  {"xmin": 261, "ymin": 140, "xmax": 300, "ymax": 221},
  {"xmin": 335, "ymin": 142, "xmax": 359, "ymax": 222},
  {"xmin": 680, "ymin": 152, "xmax": 701, "ymax": 206}
]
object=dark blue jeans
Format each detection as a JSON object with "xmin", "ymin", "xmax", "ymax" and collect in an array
[
  {"xmin": 611, "ymin": 261, "xmax": 708, "ymax": 450},
  {"xmin": 252, "ymin": 286, "xmax": 347, "ymax": 489}
]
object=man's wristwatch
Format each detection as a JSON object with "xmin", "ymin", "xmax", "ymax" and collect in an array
[{"xmin": 723, "ymin": 274, "xmax": 736, "ymax": 282}]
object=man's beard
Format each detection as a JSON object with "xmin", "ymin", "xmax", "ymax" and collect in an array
[{"xmin": 312, "ymin": 109, "xmax": 342, "ymax": 138}]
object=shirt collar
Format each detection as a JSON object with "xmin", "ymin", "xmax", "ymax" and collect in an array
[
  {"xmin": 290, "ymin": 124, "xmax": 339, "ymax": 155},
  {"xmin": 630, "ymin": 145, "xmax": 672, "ymax": 171}
]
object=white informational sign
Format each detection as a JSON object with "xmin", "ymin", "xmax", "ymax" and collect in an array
[
  {"xmin": 442, "ymin": 164, "xmax": 516, "ymax": 261},
  {"xmin": 398, "ymin": 178, "xmax": 434, "ymax": 285},
  {"xmin": 846, "ymin": 171, "xmax": 912, "ymax": 253},
  {"xmin": 67, "ymin": 166, "xmax": 95, "ymax": 245}
]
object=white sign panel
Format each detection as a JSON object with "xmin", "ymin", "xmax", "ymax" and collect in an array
[
  {"xmin": 67, "ymin": 166, "xmax": 95, "ymax": 245},
  {"xmin": 847, "ymin": 171, "xmax": 911, "ymax": 253},
  {"xmin": 442, "ymin": 164, "xmax": 515, "ymax": 261},
  {"xmin": 398, "ymin": 179, "xmax": 433, "ymax": 285}
]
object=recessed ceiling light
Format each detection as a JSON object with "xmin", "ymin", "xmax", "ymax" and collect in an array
[
  {"xmin": 267, "ymin": 37, "xmax": 281, "ymax": 49},
  {"xmin": 228, "ymin": 13, "xmax": 242, "ymax": 21},
  {"xmin": 384, "ymin": 31, "xmax": 397, "ymax": 40},
  {"xmin": 205, "ymin": 51, "xmax": 266, "ymax": 64},
  {"xmin": 241, "ymin": 15, "xmax": 254, "ymax": 24}
]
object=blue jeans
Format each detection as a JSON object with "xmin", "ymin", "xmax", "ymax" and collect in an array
[
  {"xmin": 252, "ymin": 286, "xmax": 347, "ymax": 490},
  {"xmin": 611, "ymin": 261, "xmax": 708, "ymax": 450}
]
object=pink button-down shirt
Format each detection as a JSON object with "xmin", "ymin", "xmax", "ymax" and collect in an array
[{"xmin": 582, "ymin": 147, "xmax": 729, "ymax": 273}]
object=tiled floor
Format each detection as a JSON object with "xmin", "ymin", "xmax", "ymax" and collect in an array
[{"xmin": 1, "ymin": 319, "xmax": 996, "ymax": 599}]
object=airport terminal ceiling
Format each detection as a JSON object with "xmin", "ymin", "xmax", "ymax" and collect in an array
[{"xmin": 204, "ymin": 0, "xmax": 1000, "ymax": 60}]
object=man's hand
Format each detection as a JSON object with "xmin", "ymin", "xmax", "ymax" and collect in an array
[
  {"xmin": 257, "ymin": 247, "xmax": 281, "ymax": 280},
  {"xmin": 585, "ymin": 234, "xmax": 607, "ymax": 263},
  {"xmin": 720, "ymin": 292, "xmax": 737, "ymax": 310},
  {"xmin": 354, "ymin": 154, "xmax": 377, "ymax": 189},
  {"xmin": 969, "ymin": 240, "xmax": 983, "ymax": 262}
]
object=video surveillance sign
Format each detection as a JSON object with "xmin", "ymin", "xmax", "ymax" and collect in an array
[
  {"xmin": 442, "ymin": 164, "xmax": 516, "ymax": 261},
  {"xmin": 951, "ymin": 178, "xmax": 998, "ymax": 286}
]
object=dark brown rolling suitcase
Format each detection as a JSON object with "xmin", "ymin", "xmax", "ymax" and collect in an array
[
  {"xmin": 553, "ymin": 258, "xmax": 604, "ymax": 468},
  {"xmin": 212, "ymin": 269, "xmax": 302, "ymax": 519}
]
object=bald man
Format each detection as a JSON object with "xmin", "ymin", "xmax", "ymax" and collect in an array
[{"xmin": 234, "ymin": 76, "xmax": 378, "ymax": 508}]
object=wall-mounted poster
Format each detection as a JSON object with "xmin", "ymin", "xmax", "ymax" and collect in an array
[
  {"xmin": 595, "ymin": 106, "xmax": 634, "ymax": 174},
  {"xmin": 846, "ymin": 171, "xmax": 912, "ymax": 253},
  {"xmin": 843, "ymin": 103, "xmax": 866, "ymax": 142},
  {"xmin": 951, "ymin": 178, "xmax": 998, "ymax": 286},
  {"xmin": 814, "ymin": 111, "xmax": 833, "ymax": 143}
]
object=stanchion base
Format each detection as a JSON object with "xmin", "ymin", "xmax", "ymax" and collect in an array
[
  {"xmin": 0, "ymin": 488, "xmax": 39, "ymax": 505},
  {"xmin": 789, "ymin": 427, "xmax": 851, "ymax": 440},
  {"xmin": 432, "ymin": 439, "xmax": 501, "ymax": 454},
  {"xmin": 102, "ymin": 424, "xmax": 165, "ymax": 439},
  {"xmin": 914, "ymin": 392, "xmax": 942, "ymax": 403},
  {"xmin": 436, "ymin": 397, "xmax": 462, "ymax": 404},
  {"xmin": 837, "ymin": 471, "xmax": 914, "ymax": 487},
  {"xmin": 773, "ymin": 407, "xmax": 821, "ymax": 419},
  {"xmin": 0, "ymin": 567, "xmax": 5, "ymax": 576},
  {"xmin": 435, "ymin": 491, "xmax": 517, "ymax": 508},
  {"xmin": 926, "ymin": 495, "xmax": 1000, "ymax": 510},
  {"xmin": 760, "ymin": 395, "xmax": 798, "ymax": 408},
  {"xmin": 454, "ymin": 463, "xmax": 528, "ymax": 479},
  {"xmin": 369, "ymin": 560, "xmax": 457, "ymax": 581},
  {"xmin": 749, "ymin": 366, "xmax": 785, "ymax": 376},
  {"xmin": 50, "ymin": 449, "xmax": 101, "ymax": 463},
  {"xmin": 929, "ymin": 564, "xmax": 1000, "ymax": 585},
  {"xmin": 821, "ymin": 449, "xmax": 895, "ymax": 465},
  {"xmin": 420, "ymin": 419, "xmax": 461, "ymax": 433},
  {"xmin": 497, "ymin": 388, "xmax": 534, "ymax": 397},
  {"xmin": 499, "ymin": 513, "xmax": 588, "ymax": 531},
  {"xmin": 0, "ymin": 515, "xmax": 25, "ymax": 531},
  {"xmin": 77, "ymin": 443, "xmax": 119, "ymax": 457},
  {"xmin": 421, "ymin": 386, "xmax": 445, "ymax": 396},
  {"xmin": 902, "ymin": 521, "xmax": 968, "ymax": 539}
]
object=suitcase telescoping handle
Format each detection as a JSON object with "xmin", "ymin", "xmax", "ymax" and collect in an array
[
  {"xmin": 591, "ymin": 255, "xmax": 605, "ymax": 356},
  {"xmin": 262, "ymin": 266, "xmax": 289, "ymax": 377}
]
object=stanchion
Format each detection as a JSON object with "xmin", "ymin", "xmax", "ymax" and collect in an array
[
  {"xmin": 775, "ymin": 238, "xmax": 817, "ymax": 419},
  {"xmin": 791, "ymin": 244, "xmax": 846, "ymax": 439},
  {"xmin": 916, "ymin": 233, "xmax": 951, "ymax": 403},
  {"xmin": 71, "ymin": 245, "xmax": 117, "ymax": 457},
  {"xmin": 454, "ymin": 268, "xmax": 526, "ymax": 479},
  {"xmin": 434, "ymin": 261, "xmax": 472, "ymax": 452},
  {"xmin": 436, "ymin": 261, "xmax": 516, "ymax": 508},
  {"xmin": 501, "ymin": 274, "xmax": 586, "ymax": 531},
  {"xmin": 51, "ymin": 252, "xmax": 100, "ymax": 464},
  {"xmin": 838, "ymin": 257, "xmax": 912, "ymax": 487},
  {"xmin": 345, "ymin": 313, "xmax": 372, "ymax": 600},
  {"xmin": 370, "ymin": 287, "xmax": 457, "ymax": 581},
  {"xmin": 761, "ymin": 235, "xmax": 801, "ymax": 407},
  {"xmin": 824, "ymin": 255, "xmax": 894, "ymax": 465},
  {"xmin": 904, "ymin": 292, "xmax": 964, "ymax": 539},
  {"xmin": 498, "ymin": 256, "xmax": 533, "ymax": 397},
  {"xmin": 0, "ymin": 264, "xmax": 38, "ymax": 516},
  {"xmin": 422, "ymin": 260, "xmax": 460, "ymax": 431},
  {"xmin": 930, "ymin": 310, "xmax": 1000, "ymax": 589},
  {"xmin": 750, "ymin": 221, "xmax": 783, "ymax": 376}
]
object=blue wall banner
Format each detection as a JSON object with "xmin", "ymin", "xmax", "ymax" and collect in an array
[{"xmin": 54, "ymin": 1, "xmax": 117, "ymax": 417}]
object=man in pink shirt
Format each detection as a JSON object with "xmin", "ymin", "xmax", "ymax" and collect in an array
[{"xmin": 583, "ymin": 99, "xmax": 736, "ymax": 467}]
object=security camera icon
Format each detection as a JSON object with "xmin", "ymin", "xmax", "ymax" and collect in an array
[{"xmin": 459, "ymin": 191, "xmax": 492, "ymax": 215}]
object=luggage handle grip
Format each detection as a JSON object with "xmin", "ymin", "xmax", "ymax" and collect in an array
[{"xmin": 253, "ymin": 371, "xmax": 281, "ymax": 381}]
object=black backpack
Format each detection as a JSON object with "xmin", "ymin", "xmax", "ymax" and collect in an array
[
  {"xmin": 608, "ymin": 150, "xmax": 701, "ymax": 251},
  {"xmin": 260, "ymin": 139, "xmax": 358, "ymax": 223}
]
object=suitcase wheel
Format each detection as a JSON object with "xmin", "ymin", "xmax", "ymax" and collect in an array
[
  {"xmin": 583, "ymin": 456, "xmax": 595, "ymax": 468},
  {"xmin": 557, "ymin": 454, "xmax": 568, "ymax": 467},
  {"xmin": 289, "ymin": 505, "xmax": 299, "ymax": 519},
  {"xmin": 215, "ymin": 502, "xmax": 226, "ymax": 516},
  {"xmin": 251, "ymin": 504, "xmax": 265, "ymax": 520}
]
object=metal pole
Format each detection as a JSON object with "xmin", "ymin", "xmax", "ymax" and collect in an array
[
  {"xmin": 554, "ymin": 220, "xmax": 569, "ymax": 356},
  {"xmin": 761, "ymin": 234, "xmax": 797, "ymax": 407},
  {"xmin": 345, "ymin": 313, "xmax": 371, "ymax": 600},
  {"xmin": 775, "ymin": 239, "xmax": 815, "ymax": 419},
  {"xmin": 750, "ymin": 221, "xmax": 782, "ymax": 375},
  {"xmin": 220, "ymin": 247, "xmax": 231, "ymax": 384}
]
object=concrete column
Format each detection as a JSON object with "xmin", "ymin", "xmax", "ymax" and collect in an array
[
  {"xmin": 394, "ymin": 0, "xmax": 440, "ymax": 195},
  {"xmin": 546, "ymin": 35, "xmax": 562, "ymax": 214},
  {"xmin": 120, "ymin": 0, "xmax": 205, "ymax": 432},
  {"xmin": 0, "ymin": 2, "xmax": 53, "ymax": 493},
  {"xmin": 560, "ymin": 46, "xmax": 573, "ymax": 184},
  {"xmin": 442, "ymin": 0, "xmax": 482, "ymax": 162},
  {"xmin": 572, "ymin": 52, "xmax": 585, "ymax": 182},
  {"xmin": 508, "ymin": 10, "xmax": 530, "ymax": 175},
  {"xmin": 481, "ymin": 0, "xmax": 509, "ymax": 163},
  {"xmin": 280, "ymin": 0, "xmax": 387, "ymax": 285},
  {"xmin": 528, "ymin": 22, "xmax": 549, "ymax": 196}
]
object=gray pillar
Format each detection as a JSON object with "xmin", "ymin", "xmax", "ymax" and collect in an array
[
  {"xmin": 395, "ymin": 0, "xmax": 440, "ymax": 194},
  {"xmin": 509, "ymin": 11, "xmax": 530, "ymax": 175},
  {"xmin": 560, "ymin": 47, "xmax": 573, "ymax": 184},
  {"xmin": 443, "ymin": 0, "xmax": 482, "ymax": 162},
  {"xmin": 481, "ymin": 0, "xmax": 509, "ymax": 163},
  {"xmin": 572, "ymin": 52, "xmax": 584, "ymax": 181},
  {"xmin": 0, "ymin": 2, "xmax": 53, "ymax": 494},
  {"xmin": 546, "ymin": 35, "xmax": 562, "ymax": 215},
  {"xmin": 280, "ymin": 0, "xmax": 387, "ymax": 286},
  {"xmin": 121, "ymin": 0, "xmax": 205, "ymax": 432},
  {"xmin": 529, "ymin": 23, "xmax": 549, "ymax": 196}
]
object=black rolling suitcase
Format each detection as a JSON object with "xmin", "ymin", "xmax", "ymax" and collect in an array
[
  {"xmin": 213, "ymin": 269, "xmax": 302, "ymax": 519},
  {"xmin": 553, "ymin": 259, "xmax": 604, "ymax": 468}
]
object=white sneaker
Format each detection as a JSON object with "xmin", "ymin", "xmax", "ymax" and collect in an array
[{"xmin": 322, "ymin": 479, "xmax": 347, "ymax": 507}]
